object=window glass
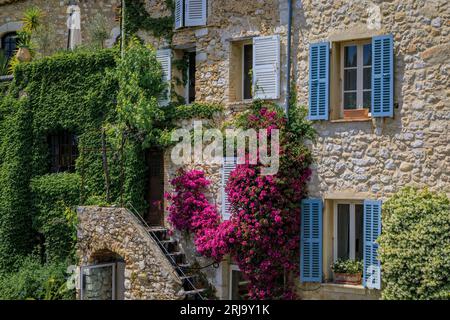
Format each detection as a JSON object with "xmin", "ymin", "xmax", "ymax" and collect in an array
[
  {"xmin": 363, "ymin": 44, "xmax": 372, "ymax": 66},
  {"xmin": 344, "ymin": 93, "xmax": 357, "ymax": 109},
  {"xmin": 188, "ymin": 51, "xmax": 196, "ymax": 103},
  {"xmin": 2, "ymin": 32, "xmax": 17, "ymax": 60},
  {"xmin": 363, "ymin": 91, "xmax": 371, "ymax": 109},
  {"xmin": 243, "ymin": 44, "xmax": 253, "ymax": 100},
  {"xmin": 344, "ymin": 69, "xmax": 357, "ymax": 91},
  {"xmin": 344, "ymin": 46, "xmax": 357, "ymax": 68},
  {"xmin": 342, "ymin": 42, "xmax": 372, "ymax": 112},
  {"xmin": 337, "ymin": 204, "xmax": 350, "ymax": 260}
]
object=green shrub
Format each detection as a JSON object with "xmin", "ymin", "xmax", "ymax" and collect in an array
[
  {"xmin": 30, "ymin": 173, "xmax": 80, "ymax": 263},
  {"xmin": 379, "ymin": 187, "xmax": 450, "ymax": 300},
  {"xmin": 0, "ymin": 256, "xmax": 75, "ymax": 300},
  {"xmin": 331, "ymin": 259, "xmax": 363, "ymax": 274}
]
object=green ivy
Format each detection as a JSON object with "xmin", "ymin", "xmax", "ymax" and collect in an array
[
  {"xmin": 30, "ymin": 173, "xmax": 80, "ymax": 263},
  {"xmin": 378, "ymin": 187, "xmax": 450, "ymax": 300},
  {"xmin": 125, "ymin": 0, "xmax": 174, "ymax": 40}
]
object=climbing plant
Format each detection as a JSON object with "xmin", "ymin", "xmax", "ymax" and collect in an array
[
  {"xmin": 167, "ymin": 101, "xmax": 315, "ymax": 299},
  {"xmin": 124, "ymin": 0, "xmax": 174, "ymax": 40}
]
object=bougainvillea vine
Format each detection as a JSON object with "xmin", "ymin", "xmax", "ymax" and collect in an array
[{"xmin": 166, "ymin": 101, "xmax": 314, "ymax": 299}]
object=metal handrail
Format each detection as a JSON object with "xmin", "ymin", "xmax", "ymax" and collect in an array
[{"xmin": 126, "ymin": 202, "xmax": 205, "ymax": 300}]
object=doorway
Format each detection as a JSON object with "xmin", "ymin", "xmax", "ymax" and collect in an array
[{"xmin": 145, "ymin": 149, "xmax": 165, "ymax": 226}]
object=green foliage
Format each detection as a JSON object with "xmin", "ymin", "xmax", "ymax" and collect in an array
[
  {"xmin": 115, "ymin": 38, "xmax": 166, "ymax": 147},
  {"xmin": 0, "ymin": 256, "xmax": 75, "ymax": 300},
  {"xmin": 125, "ymin": 0, "xmax": 174, "ymax": 40},
  {"xmin": 379, "ymin": 188, "xmax": 450, "ymax": 300},
  {"xmin": 30, "ymin": 173, "xmax": 80, "ymax": 263},
  {"xmin": 87, "ymin": 13, "xmax": 110, "ymax": 49},
  {"xmin": 331, "ymin": 259, "xmax": 363, "ymax": 274},
  {"xmin": 21, "ymin": 7, "xmax": 42, "ymax": 34}
]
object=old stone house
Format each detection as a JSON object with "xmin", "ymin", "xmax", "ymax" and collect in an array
[
  {"xmin": 0, "ymin": 0, "xmax": 120, "ymax": 58},
  {"xmin": 1, "ymin": 0, "xmax": 448, "ymax": 300}
]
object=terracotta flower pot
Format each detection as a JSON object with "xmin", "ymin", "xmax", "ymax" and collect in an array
[
  {"xmin": 343, "ymin": 108, "xmax": 369, "ymax": 119},
  {"xmin": 333, "ymin": 272, "xmax": 362, "ymax": 285},
  {"xmin": 16, "ymin": 47, "xmax": 32, "ymax": 62}
]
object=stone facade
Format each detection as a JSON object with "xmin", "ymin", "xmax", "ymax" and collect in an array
[
  {"xmin": 77, "ymin": 206, "xmax": 184, "ymax": 300},
  {"xmin": 3, "ymin": 0, "xmax": 448, "ymax": 300},
  {"xmin": 0, "ymin": 0, "xmax": 120, "ymax": 54},
  {"xmin": 144, "ymin": 0, "xmax": 449, "ymax": 300}
]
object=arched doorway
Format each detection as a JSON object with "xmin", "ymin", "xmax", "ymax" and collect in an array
[{"xmin": 80, "ymin": 249, "xmax": 125, "ymax": 300}]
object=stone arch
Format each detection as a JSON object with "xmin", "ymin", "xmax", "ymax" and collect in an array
[{"xmin": 77, "ymin": 206, "xmax": 184, "ymax": 300}]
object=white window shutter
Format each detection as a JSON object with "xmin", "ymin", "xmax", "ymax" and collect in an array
[
  {"xmin": 185, "ymin": 0, "xmax": 207, "ymax": 27},
  {"xmin": 253, "ymin": 35, "xmax": 281, "ymax": 100},
  {"xmin": 156, "ymin": 49, "xmax": 172, "ymax": 106},
  {"xmin": 175, "ymin": 0, "xmax": 184, "ymax": 29},
  {"xmin": 221, "ymin": 157, "xmax": 237, "ymax": 221}
]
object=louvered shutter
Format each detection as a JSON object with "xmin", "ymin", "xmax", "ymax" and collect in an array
[
  {"xmin": 363, "ymin": 200, "xmax": 382, "ymax": 290},
  {"xmin": 300, "ymin": 199, "xmax": 322, "ymax": 282},
  {"xmin": 252, "ymin": 35, "xmax": 280, "ymax": 100},
  {"xmin": 308, "ymin": 42, "xmax": 329, "ymax": 120},
  {"xmin": 156, "ymin": 49, "xmax": 172, "ymax": 106},
  {"xmin": 175, "ymin": 0, "xmax": 184, "ymax": 29},
  {"xmin": 185, "ymin": 0, "xmax": 207, "ymax": 27},
  {"xmin": 372, "ymin": 34, "xmax": 393, "ymax": 117},
  {"xmin": 221, "ymin": 157, "xmax": 237, "ymax": 221}
]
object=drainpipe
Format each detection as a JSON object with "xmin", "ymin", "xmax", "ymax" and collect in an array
[{"xmin": 285, "ymin": 0, "xmax": 293, "ymax": 120}]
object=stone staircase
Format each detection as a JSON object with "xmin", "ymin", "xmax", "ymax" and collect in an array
[{"xmin": 148, "ymin": 227, "xmax": 207, "ymax": 300}]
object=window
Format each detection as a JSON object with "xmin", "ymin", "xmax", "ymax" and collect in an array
[
  {"xmin": 229, "ymin": 265, "xmax": 249, "ymax": 300},
  {"xmin": 187, "ymin": 51, "xmax": 196, "ymax": 103},
  {"xmin": 1, "ymin": 32, "xmax": 17, "ymax": 60},
  {"xmin": 242, "ymin": 44, "xmax": 253, "ymax": 100},
  {"xmin": 334, "ymin": 202, "xmax": 364, "ymax": 261},
  {"xmin": 48, "ymin": 131, "xmax": 78, "ymax": 173},
  {"xmin": 175, "ymin": 0, "xmax": 207, "ymax": 29},
  {"xmin": 229, "ymin": 40, "xmax": 252, "ymax": 102},
  {"xmin": 308, "ymin": 34, "xmax": 393, "ymax": 121},
  {"xmin": 172, "ymin": 48, "xmax": 196, "ymax": 104},
  {"xmin": 341, "ymin": 41, "xmax": 372, "ymax": 111}
]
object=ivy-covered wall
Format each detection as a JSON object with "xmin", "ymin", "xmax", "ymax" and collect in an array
[{"xmin": 0, "ymin": 49, "xmax": 145, "ymax": 272}]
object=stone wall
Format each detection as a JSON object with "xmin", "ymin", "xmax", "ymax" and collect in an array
[
  {"xmin": 77, "ymin": 206, "xmax": 184, "ymax": 300},
  {"xmin": 0, "ymin": 0, "xmax": 120, "ymax": 54},
  {"xmin": 141, "ymin": 0, "xmax": 449, "ymax": 299},
  {"xmin": 293, "ymin": 0, "xmax": 449, "ymax": 198}
]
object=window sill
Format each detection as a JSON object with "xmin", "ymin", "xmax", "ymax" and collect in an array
[{"xmin": 330, "ymin": 117, "xmax": 372, "ymax": 123}]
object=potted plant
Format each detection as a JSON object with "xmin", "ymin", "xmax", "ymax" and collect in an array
[
  {"xmin": 14, "ymin": 7, "xmax": 42, "ymax": 63},
  {"xmin": 331, "ymin": 259, "xmax": 363, "ymax": 285}
]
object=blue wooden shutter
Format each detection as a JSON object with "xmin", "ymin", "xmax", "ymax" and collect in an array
[
  {"xmin": 372, "ymin": 35, "xmax": 393, "ymax": 117},
  {"xmin": 175, "ymin": 0, "xmax": 184, "ymax": 29},
  {"xmin": 300, "ymin": 199, "xmax": 322, "ymax": 282},
  {"xmin": 363, "ymin": 200, "xmax": 382, "ymax": 289},
  {"xmin": 308, "ymin": 42, "xmax": 329, "ymax": 120},
  {"xmin": 221, "ymin": 157, "xmax": 237, "ymax": 221}
]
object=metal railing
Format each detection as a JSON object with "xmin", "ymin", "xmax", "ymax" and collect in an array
[{"xmin": 126, "ymin": 202, "xmax": 205, "ymax": 300}]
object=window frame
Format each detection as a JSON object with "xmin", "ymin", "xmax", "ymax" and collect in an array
[
  {"xmin": 340, "ymin": 39, "xmax": 372, "ymax": 112},
  {"xmin": 333, "ymin": 200, "xmax": 364, "ymax": 262}
]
